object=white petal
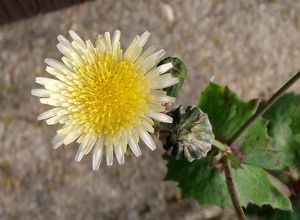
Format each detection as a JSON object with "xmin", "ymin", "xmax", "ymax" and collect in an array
[
  {"xmin": 31, "ymin": 89, "xmax": 51, "ymax": 97},
  {"xmin": 56, "ymin": 43, "xmax": 83, "ymax": 64},
  {"xmin": 106, "ymin": 145, "xmax": 114, "ymax": 166},
  {"xmin": 138, "ymin": 31, "xmax": 150, "ymax": 47},
  {"xmin": 76, "ymin": 134, "xmax": 86, "ymax": 144},
  {"xmin": 151, "ymin": 75, "xmax": 179, "ymax": 89},
  {"xmin": 112, "ymin": 30, "xmax": 121, "ymax": 51},
  {"xmin": 52, "ymin": 142, "xmax": 63, "ymax": 150},
  {"xmin": 142, "ymin": 49, "xmax": 165, "ymax": 65},
  {"xmin": 104, "ymin": 32, "xmax": 112, "ymax": 53},
  {"xmin": 142, "ymin": 115, "xmax": 155, "ymax": 125},
  {"xmin": 61, "ymin": 57, "xmax": 76, "ymax": 70},
  {"xmin": 46, "ymin": 66, "xmax": 63, "ymax": 77},
  {"xmin": 114, "ymin": 145, "xmax": 125, "ymax": 164},
  {"xmin": 150, "ymin": 88, "xmax": 176, "ymax": 103},
  {"xmin": 86, "ymin": 40, "xmax": 94, "ymax": 52},
  {"xmin": 63, "ymin": 131, "xmax": 80, "ymax": 145},
  {"xmin": 149, "ymin": 112, "xmax": 173, "ymax": 123},
  {"xmin": 70, "ymin": 41, "xmax": 85, "ymax": 54},
  {"xmin": 37, "ymin": 108, "xmax": 63, "ymax": 120},
  {"xmin": 57, "ymin": 35, "xmax": 70, "ymax": 46},
  {"xmin": 135, "ymin": 46, "xmax": 156, "ymax": 66},
  {"xmin": 121, "ymin": 143, "xmax": 127, "ymax": 155},
  {"xmin": 140, "ymin": 116, "xmax": 155, "ymax": 133},
  {"xmin": 96, "ymin": 34, "xmax": 106, "ymax": 52},
  {"xmin": 128, "ymin": 136, "xmax": 141, "ymax": 157},
  {"xmin": 83, "ymin": 137, "xmax": 97, "ymax": 155},
  {"xmin": 75, "ymin": 150, "xmax": 84, "ymax": 162},
  {"xmin": 46, "ymin": 115, "xmax": 64, "ymax": 125},
  {"xmin": 35, "ymin": 77, "xmax": 58, "ymax": 86},
  {"xmin": 92, "ymin": 148, "xmax": 103, "ymax": 170},
  {"xmin": 57, "ymin": 125, "xmax": 72, "ymax": 134},
  {"xmin": 51, "ymin": 132, "xmax": 66, "ymax": 149},
  {"xmin": 93, "ymin": 138, "xmax": 104, "ymax": 170},
  {"xmin": 35, "ymin": 77, "xmax": 65, "ymax": 92},
  {"xmin": 147, "ymin": 63, "xmax": 173, "ymax": 76},
  {"xmin": 131, "ymin": 128, "xmax": 140, "ymax": 143},
  {"xmin": 140, "ymin": 131, "xmax": 156, "ymax": 150},
  {"xmin": 156, "ymin": 62, "xmax": 173, "ymax": 73},
  {"xmin": 160, "ymin": 78, "xmax": 179, "ymax": 88},
  {"xmin": 129, "ymin": 47, "xmax": 142, "ymax": 63},
  {"xmin": 75, "ymin": 138, "xmax": 90, "ymax": 161},
  {"xmin": 57, "ymin": 35, "xmax": 85, "ymax": 56},
  {"xmin": 69, "ymin": 30, "xmax": 86, "ymax": 48},
  {"xmin": 148, "ymin": 102, "xmax": 165, "ymax": 112},
  {"xmin": 54, "ymin": 125, "xmax": 80, "ymax": 146},
  {"xmin": 46, "ymin": 66, "xmax": 66, "ymax": 80},
  {"xmin": 45, "ymin": 58, "xmax": 70, "ymax": 72},
  {"xmin": 124, "ymin": 35, "xmax": 140, "ymax": 60},
  {"xmin": 141, "ymin": 120, "xmax": 155, "ymax": 133},
  {"xmin": 140, "ymin": 49, "xmax": 166, "ymax": 72},
  {"xmin": 39, "ymin": 98, "xmax": 60, "ymax": 106},
  {"xmin": 154, "ymin": 95, "xmax": 176, "ymax": 103},
  {"xmin": 57, "ymin": 34, "xmax": 78, "ymax": 57}
]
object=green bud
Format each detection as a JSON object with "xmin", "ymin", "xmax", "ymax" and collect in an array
[
  {"xmin": 159, "ymin": 106, "xmax": 215, "ymax": 162},
  {"xmin": 157, "ymin": 57, "xmax": 187, "ymax": 98}
]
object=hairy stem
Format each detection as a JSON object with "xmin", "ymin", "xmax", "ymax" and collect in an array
[
  {"xmin": 222, "ymin": 71, "xmax": 300, "ymax": 219},
  {"xmin": 223, "ymin": 158, "xmax": 247, "ymax": 220},
  {"xmin": 212, "ymin": 139, "xmax": 226, "ymax": 151},
  {"xmin": 227, "ymin": 71, "xmax": 300, "ymax": 145}
]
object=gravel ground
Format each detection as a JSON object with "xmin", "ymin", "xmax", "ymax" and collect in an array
[{"xmin": 1, "ymin": 0, "xmax": 300, "ymax": 219}]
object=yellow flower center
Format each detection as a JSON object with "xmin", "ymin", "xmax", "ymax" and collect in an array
[{"xmin": 67, "ymin": 54, "xmax": 150, "ymax": 137}]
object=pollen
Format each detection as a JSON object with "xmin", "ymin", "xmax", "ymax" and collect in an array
[{"xmin": 69, "ymin": 54, "xmax": 150, "ymax": 137}]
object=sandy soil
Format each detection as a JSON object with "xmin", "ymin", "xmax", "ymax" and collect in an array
[{"xmin": 1, "ymin": 0, "xmax": 300, "ymax": 219}]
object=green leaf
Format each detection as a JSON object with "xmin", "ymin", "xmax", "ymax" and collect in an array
[
  {"xmin": 165, "ymin": 155, "xmax": 230, "ymax": 206},
  {"xmin": 238, "ymin": 118, "xmax": 282, "ymax": 170},
  {"xmin": 198, "ymin": 82, "xmax": 258, "ymax": 141},
  {"xmin": 246, "ymin": 203, "xmax": 300, "ymax": 220},
  {"xmin": 198, "ymin": 82, "xmax": 281, "ymax": 170},
  {"xmin": 262, "ymin": 93, "xmax": 300, "ymax": 173},
  {"xmin": 164, "ymin": 155, "xmax": 292, "ymax": 210},
  {"xmin": 158, "ymin": 57, "xmax": 187, "ymax": 98}
]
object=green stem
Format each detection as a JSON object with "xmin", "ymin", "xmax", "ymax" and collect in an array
[
  {"xmin": 223, "ymin": 158, "xmax": 247, "ymax": 220},
  {"xmin": 212, "ymin": 139, "xmax": 226, "ymax": 151},
  {"xmin": 222, "ymin": 71, "xmax": 300, "ymax": 219},
  {"xmin": 227, "ymin": 71, "xmax": 300, "ymax": 145}
]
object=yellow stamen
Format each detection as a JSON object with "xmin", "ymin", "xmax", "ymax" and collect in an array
[{"xmin": 67, "ymin": 53, "xmax": 151, "ymax": 137}]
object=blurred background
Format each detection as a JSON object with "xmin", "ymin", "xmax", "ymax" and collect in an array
[{"xmin": 1, "ymin": 0, "xmax": 300, "ymax": 219}]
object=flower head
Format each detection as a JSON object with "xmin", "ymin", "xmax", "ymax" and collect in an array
[{"xmin": 32, "ymin": 30, "xmax": 179, "ymax": 170}]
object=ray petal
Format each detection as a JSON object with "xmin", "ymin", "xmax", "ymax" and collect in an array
[
  {"xmin": 128, "ymin": 136, "xmax": 141, "ymax": 157},
  {"xmin": 140, "ymin": 131, "xmax": 156, "ymax": 150},
  {"xmin": 93, "ymin": 138, "xmax": 104, "ymax": 170}
]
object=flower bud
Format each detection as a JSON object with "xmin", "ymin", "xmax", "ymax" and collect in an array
[
  {"xmin": 160, "ymin": 106, "xmax": 214, "ymax": 162},
  {"xmin": 157, "ymin": 57, "xmax": 187, "ymax": 98}
]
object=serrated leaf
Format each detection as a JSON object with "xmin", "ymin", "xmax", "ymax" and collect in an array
[
  {"xmin": 246, "ymin": 203, "xmax": 300, "ymax": 220},
  {"xmin": 263, "ymin": 93, "xmax": 300, "ymax": 173},
  {"xmin": 165, "ymin": 155, "xmax": 230, "ymax": 206},
  {"xmin": 198, "ymin": 82, "xmax": 281, "ymax": 170},
  {"xmin": 198, "ymin": 82, "xmax": 258, "ymax": 141},
  {"xmin": 165, "ymin": 155, "xmax": 292, "ymax": 210},
  {"xmin": 158, "ymin": 57, "xmax": 187, "ymax": 98},
  {"xmin": 238, "ymin": 118, "xmax": 282, "ymax": 170}
]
